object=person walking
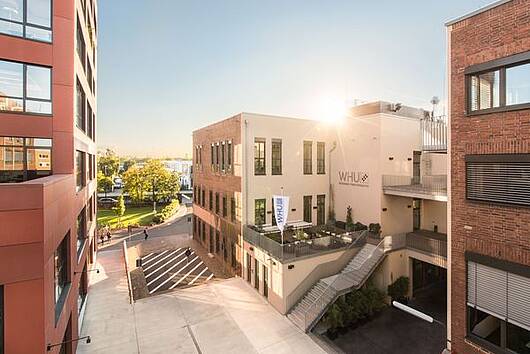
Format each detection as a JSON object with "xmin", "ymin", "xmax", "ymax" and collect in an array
[
  {"xmin": 100, "ymin": 233, "xmax": 105, "ymax": 245},
  {"xmin": 143, "ymin": 228, "xmax": 149, "ymax": 240},
  {"xmin": 106, "ymin": 230, "xmax": 112, "ymax": 244},
  {"xmin": 185, "ymin": 247, "xmax": 191, "ymax": 264}
]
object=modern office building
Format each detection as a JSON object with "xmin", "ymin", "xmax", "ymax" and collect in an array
[
  {"xmin": 193, "ymin": 102, "xmax": 449, "ymax": 332},
  {"xmin": 0, "ymin": 0, "xmax": 98, "ymax": 352},
  {"xmin": 447, "ymin": 1, "xmax": 530, "ymax": 353}
]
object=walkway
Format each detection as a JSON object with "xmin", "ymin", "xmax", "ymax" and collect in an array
[{"xmin": 78, "ymin": 248, "xmax": 326, "ymax": 353}]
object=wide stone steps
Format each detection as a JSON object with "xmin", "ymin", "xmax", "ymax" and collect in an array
[{"xmin": 287, "ymin": 242, "xmax": 385, "ymax": 332}]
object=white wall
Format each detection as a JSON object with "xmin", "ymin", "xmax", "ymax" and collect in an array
[
  {"xmin": 421, "ymin": 200, "xmax": 447, "ymax": 234},
  {"xmin": 242, "ymin": 113, "xmax": 331, "ymax": 226}
]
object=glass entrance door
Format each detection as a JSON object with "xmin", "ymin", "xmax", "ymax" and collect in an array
[
  {"xmin": 254, "ymin": 259, "xmax": 259, "ymax": 291},
  {"xmin": 246, "ymin": 253, "xmax": 251, "ymax": 283}
]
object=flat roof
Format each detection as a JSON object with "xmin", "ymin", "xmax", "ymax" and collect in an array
[{"xmin": 445, "ymin": 0, "xmax": 512, "ymax": 26}]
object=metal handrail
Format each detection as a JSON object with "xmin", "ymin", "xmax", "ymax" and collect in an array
[
  {"xmin": 285, "ymin": 231, "xmax": 368, "ymax": 311},
  {"xmin": 302, "ymin": 235, "xmax": 386, "ymax": 330}
]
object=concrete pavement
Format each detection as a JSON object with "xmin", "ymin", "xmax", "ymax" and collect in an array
[{"xmin": 78, "ymin": 248, "xmax": 326, "ymax": 353}]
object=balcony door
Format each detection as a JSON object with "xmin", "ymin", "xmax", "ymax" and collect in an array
[
  {"xmin": 254, "ymin": 259, "xmax": 259, "ymax": 291},
  {"xmin": 263, "ymin": 264, "xmax": 268, "ymax": 298},
  {"xmin": 246, "ymin": 253, "xmax": 252, "ymax": 283},
  {"xmin": 413, "ymin": 151, "xmax": 421, "ymax": 184}
]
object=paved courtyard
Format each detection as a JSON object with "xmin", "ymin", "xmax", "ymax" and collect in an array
[{"xmin": 78, "ymin": 248, "xmax": 326, "ymax": 354}]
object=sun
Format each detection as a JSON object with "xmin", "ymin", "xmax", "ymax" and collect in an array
[{"xmin": 316, "ymin": 96, "xmax": 348, "ymax": 125}]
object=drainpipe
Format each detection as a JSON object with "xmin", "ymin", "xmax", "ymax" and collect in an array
[
  {"xmin": 244, "ymin": 119, "xmax": 249, "ymax": 225},
  {"xmin": 328, "ymin": 141, "xmax": 337, "ymax": 222}
]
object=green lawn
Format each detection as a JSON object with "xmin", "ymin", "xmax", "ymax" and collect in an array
[{"xmin": 97, "ymin": 206, "xmax": 156, "ymax": 229}]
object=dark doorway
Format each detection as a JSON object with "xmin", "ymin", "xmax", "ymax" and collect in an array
[
  {"xmin": 413, "ymin": 199, "xmax": 421, "ymax": 231},
  {"xmin": 412, "ymin": 258, "xmax": 446, "ymax": 296},
  {"xmin": 246, "ymin": 253, "xmax": 251, "ymax": 283},
  {"xmin": 254, "ymin": 259, "xmax": 259, "ymax": 290},
  {"xmin": 263, "ymin": 264, "xmax": 268, "ymax": 298}
]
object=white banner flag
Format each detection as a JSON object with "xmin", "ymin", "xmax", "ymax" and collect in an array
[{"xmin": 273, "ymin": 195, "xmax": 289, "ymax": 239}]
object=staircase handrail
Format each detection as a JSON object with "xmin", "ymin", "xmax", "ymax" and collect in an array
[
  {"xmin": 302, "ymin": 235, "xmax": 386, "ymax": 330},
  {"xmin": 286, "ymin": 230, "xmax": 369, "ymax": 311}
]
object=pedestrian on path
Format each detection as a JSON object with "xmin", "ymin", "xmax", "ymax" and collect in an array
[
  {"xmin": 100, "ymin": 233, "xmax": 105, "ymax": 245},
  {"xmin": 144, "ymin": 228, "xmax": 149, "ymax": 240},
  {"xmin": 106, "ymin": 229, "xmax": 111, "ymax": 243},
  {"xmin": 185, "ymin": 247, "xmax": 191, "ymax": 264}
]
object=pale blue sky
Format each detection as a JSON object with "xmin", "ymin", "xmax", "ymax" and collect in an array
[{"xmin": 97, "ymin": 0, "xmax": 494, "ymax": 157}]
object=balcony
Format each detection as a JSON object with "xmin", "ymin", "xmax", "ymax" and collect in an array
[
  {"xmin": 421, "ymin": 116, "xmax": 447, "ymax": 153},
  {"xmin": 243, "ymin": 222, "xmax": 367, "ymax": 262},
  {"xmin": 382, "ymin": 175, "xmax": 447, "ymax": 201},
  {"xmin": 406, "ymin": 230, "xmax": 447, "ymax": 264}
]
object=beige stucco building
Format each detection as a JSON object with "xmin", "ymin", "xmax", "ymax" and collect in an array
[{"xmin": 193, "ymin": 101, "xmax": 448, "ymax": 332}]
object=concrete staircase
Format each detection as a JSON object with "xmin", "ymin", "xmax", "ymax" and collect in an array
[{"xmin": 287, "ymin": 241, "xmax": 386, "ymax": 332}]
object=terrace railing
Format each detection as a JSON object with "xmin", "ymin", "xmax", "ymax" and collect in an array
[
  {"xmin": 406, "ymin": 232, "xmax": 447, "ymax": 258},
  {"xmin": 243, "ymin": 225, "xmax": 364, "ymax": 262},
  {"xmin": 421, "ymin": 116, "xmax": 447, "ymax": 152},
  {"xmin": 382, "ymin": 174, "xmax": 447, "ymax": 199}
]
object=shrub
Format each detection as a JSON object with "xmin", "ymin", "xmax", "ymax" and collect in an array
[
  {"xmin": 346, "ymin": 206, "xmax": 354, "ymax": 231},
  {"xmin": 323, "ymin": 302, "xmax": 344, "ymax": 335},
  {"xmin": 153, "ymin": 199, "xmax": 180, "ymax": 224},
  {"xmin": 387, "ymin": 276, "xmax": 409, "ymax": 302},
  {"xmin": 369, "ymin": 223, "xmax": 381, "ymax": 234},
  {"xmin": 353, "ymin": 222, "xmax": 368, "ymax": 231}
]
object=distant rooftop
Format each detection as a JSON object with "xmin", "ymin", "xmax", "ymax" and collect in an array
[
  {"xmin": 445, "ymin": 0, "xmax": 512, "ymax": 26},
  {"xmin": 349, "ymin": 101, "xmax": 427, "ymax": 120}
]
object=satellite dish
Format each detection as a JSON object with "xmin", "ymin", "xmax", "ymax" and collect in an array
[{"xmin": 430, "ymin": 96, "xmax": 440, "ymax": 106}]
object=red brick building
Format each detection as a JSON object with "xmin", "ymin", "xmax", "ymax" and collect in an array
[
  {"xmin": 192, "ymin": 115, "xmax": 242, "ymax": 276},
  {"xmin": 447, "ymin": 1, "xmax": 530, "ymax": 353},
  {"xmin": 0, "ymin": 0, "xmax": 98, "ymax": 352}
]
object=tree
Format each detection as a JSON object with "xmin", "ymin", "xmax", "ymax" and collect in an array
[
  {"xmin": 143, "ymin": 160, "xmax": 180, "ymax": 211},
  {"xmin": 98, "ymin": 148, "xmax": 120, "ymax": 177},
  {"xmin": 346, "ymin": 205, "xmax": 354, "ymax": 231},
  {"xmin": 97, "ymin": 171, "xmax": 113, "ymax": 197},
  {"xmin": 113, "ymin": 195, "xmax": 126, "ymax": 226},
  {"xmin": 121, "ymin": 158, "xmax": 136, "ymax": 173},
  {"xmin": 123, "ymin": 166, "xmax": 147, "ymax": 204}
]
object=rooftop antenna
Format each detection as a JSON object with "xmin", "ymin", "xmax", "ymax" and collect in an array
[{"xmin": 430, "ymin": 96, "xmax": 440, "ymax": 119}]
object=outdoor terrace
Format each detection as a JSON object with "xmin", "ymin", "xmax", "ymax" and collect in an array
[
  {"xmin": 406, "ymin": 229, "xmax": 447, "ymax": 264},
  {"xmin": 382, "ymin": 175, "xmax": 447, "ymax": 201},
  {"xmin": 243, "ymin": 221, "xmax": 367, "ymax": 262}
]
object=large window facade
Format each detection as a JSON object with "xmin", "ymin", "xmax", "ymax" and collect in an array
[
  {"xmin": 254, "ymin": 138, "xmax": 265, "ymax": 175},
  {"xmin": 76, "ymin": 150, "xmax": 86, "ymax": 192},
  {"xmin": 466, "ymin": 257, "xmax": 530, "ymax": 353},
  {"xmin": 255, "ymin": 199, "xmax": 266, "ymax": 226},
  {"xmin": 0, "ymin": 0, "xmax": 52, "ymax": 42},
  {"xmin": 271, "ymin": 139, "xmax": 282, "ymax": 175},
  {"xmin": 0, "ymin": 136, "xmax": 52, "ymax": 182},
  {"xmin": 54, "ymin": 233, "xmax": 70, "ymax": 320},
  {"xmin": 317, "ymin": 142, "xmax": 325, "ymax": 174},
  {"xmin": 303, "ymin": 141, "xmax": 312, "ymax": 175},
  {"xmin": 0, "ymin": 60, "xmax": 51, "ymax": 114},
  {"xmin": 467, "ymin": 51, "xmax": 530, "ymax": 114}
]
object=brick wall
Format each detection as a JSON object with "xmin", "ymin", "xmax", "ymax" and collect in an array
[
  {"xmin": 192, "ymin": 114, "xmax": 242, "ymax": 276},
  {"xmin": 448, "ymin": 1, "xmax": 530, "ymax": 353}
]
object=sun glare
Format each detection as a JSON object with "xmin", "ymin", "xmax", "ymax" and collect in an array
[{"xmin": 316, "ymin": 96, "xmax": 348, "ymax": 125}]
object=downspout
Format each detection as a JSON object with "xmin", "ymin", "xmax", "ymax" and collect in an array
[
  {"xmin": 328, "ymin": 141, "xmax": 337, "ymax": 223},
  {"xmin": 244, "ymin": 119, "xmax": 249, "ymax": 225}
]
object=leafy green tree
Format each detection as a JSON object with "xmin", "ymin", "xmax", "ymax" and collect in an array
[
  {"xmin": 113, "ymin": 195, "xmax": 126, "ymax": 226},
  {"xmin": 123, "ymin": 166, "xmax": 147, "ymax": 203},
  {"xmin": 323, "ymin": 302, "xmax": 344, "ymax": 333},
  {"xmin": 143, "ymin": 160, "xmax": 180, "ymax": 210},
  {"xmin": 98, "ymin": 149, "xmax": 120, "ymax": 177},
  {"xmin": 97, "ymin": 171, "xmax": 114, "ymax": 197},
  {"xmin": 121, "ymin": 158, "xmax": 136, "ymax": 173}
]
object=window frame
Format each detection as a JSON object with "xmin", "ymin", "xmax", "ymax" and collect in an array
[
  {"xmin": 317, "ymin": 142, "xmax": 325, "ymax": 174},
  {"xmin": 0, "ymin": 59, "xmax": 52, "ymax": 115},
  {"xmin": 254, "ymin": 138, "xmax": 266, "ymax": 176},
  {"xmin": 0, "ymin": 0, "xmax": 53, "ymax": 43},
  {"xmin": 466, "ymin": 50, "xmax": 530, "ymax": 116},
  {"xmin": 317, "ymin": 194, "xmax": 325, "ymax": 225},
  {"xmin": 54, "ymin": 232, "xmax": 71, "ymax": 323},
  {"xmin": 271, "ymin": 139, "xmax": 282, "ymax": 175},
  {"xmin": 255, "ymin": 199, "xmax": 266, "ymax": 226},
  {"xmin": 0, "ymin": 136, "xmax": 52, "ymax": 182},
  {"xmin": 75, "ymin": 150, "xmax": 86, "ymax": 192},
  {"xmin": 303, "ymin": 195, "xmax": 312, "ymax": 223},
  {"xmin": 303, "ymin": 141, "xmax": 313, "ymax": 175}
]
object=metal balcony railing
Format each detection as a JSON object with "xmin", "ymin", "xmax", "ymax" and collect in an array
[
  {"xmin": 243, "ymin": 224, "xmax": 365, "ymax": 262},
  {"xmin": 421, "ymin": 116, "xmax": 447, "ymax": 152},
  {"xmin": 382, "ymin": 175, "xmax": 447, "ymax": 199},
  {"xmin": 406, "ymin": 230, "xmax": 447, "ymax": 258}
]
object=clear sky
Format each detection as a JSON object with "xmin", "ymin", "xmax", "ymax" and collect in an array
[{"xmin": 97, "ymin": 0, "xmax": 494, "ymax": 158}]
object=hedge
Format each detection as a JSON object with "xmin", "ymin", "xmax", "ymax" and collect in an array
[{"xmin": 153, "ymin": 199, "xmax": 180, "ymax": 224}]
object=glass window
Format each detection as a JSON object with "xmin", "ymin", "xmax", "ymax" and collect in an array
[
  {"xmin": 76, "ymin": 80, "xmax": 86, "ymax": 131},
  {"xmin": 255, "ymin": 199, "xmax": 265, "ymax": 226},
  {"xmin": 222, "ymin": 195, "xmax": 227, "ymax": 217},
  {"xmin": 468, "ymin": 306, "xmax": 502, "ymax": 347},
  {"xmin": 87, "ymin": 103, "xmax": 93, "ymax": 139},
  {"xmin": 0, "ymin": 60, "xmax": 51, "ymax": 114},
  {"xmin": 209, "ymin": 190, "xmax": 213, "ymax": 210},
  {"xmin": 507, "ymin": 322, "xmax": 530, "ymax": 354},
  {"xmin": 507, "ymin": 63, "xmax": 530, "ymax": 106},
  {"xmin": 0, "ymin": 136, "xmax": 52, "ymax": 183},
  {"xmin": 76, "ymin": 21, "xmax": 85, "ymax": 64},
  {"xmin": 0, "ymin": 0, "xmax": 51, "ymax": 42},
  {"xmin": 271, "ymin": 198, "xmax": 276, "ymax": 226},
  {"xmin": 304, "ymin": 141, "xmax": 312, "ymax": 175},
  {"xmin": 272, "ymin": 139, "xmax": 282, "ymax": 175},
  {"xmin": 215, "ymin": 192, "xmax": 219, "ymax": 214},
  {"xmin": 230, "ymin": 197, "xmax": 236, "ymax": 222},
  {"xmin": 76, "ymin": 150, "xmax": 86, "ymax": 192},
  {"xmin": 254, "ymin": 138, "xmax": 265, "ymax": 175},
  {"xmin": 469, "ymin": 70, "xmax": 500, "ymax": 111},
  {"xmin": 317, "ymin": 194, "xmax": 325, "ymax": 225},
  {"xmin": 77, "ymin": 208, "xmax": 86, "ymax": 255},
  {"xmin": 54, "ymin": 233, "xmax": 70, "ymax": 305},
  {"xmin": 227, "ymin": 141, "xmax": 232, "ymax": 170},
  {"xmin": 303, "ymin": 195, "xmax": 312, "ymax": 223},
  {"xmin": 317, "ymin": 142, "xmax": 325, "ymax": 174},
  {"xmin": 221, "ymin": 143, "xmax": 225, "ymax": 171}
]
